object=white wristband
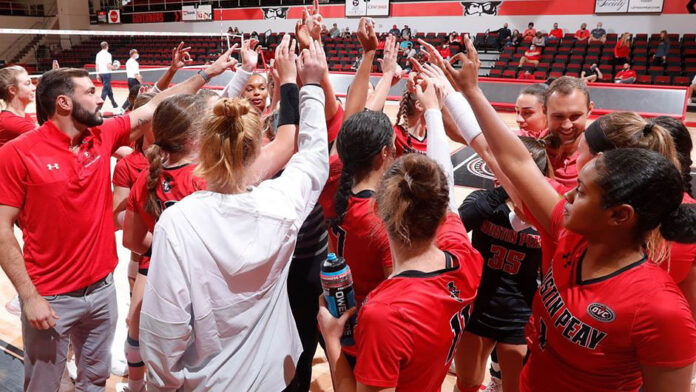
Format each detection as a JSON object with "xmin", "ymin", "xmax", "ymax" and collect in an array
[{"xmin": 444, "ymin": 92, "xmax": 483, "ymax": 145}]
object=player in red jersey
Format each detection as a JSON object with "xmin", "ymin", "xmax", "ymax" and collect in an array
[
  {"xmin": 319, "ymin": 153, "xmax": 483, "ymax": 392},
  {"xmin": 0, "ymin": 66, "xmax": 36, "ymax": 147},
  {"xmin": 514, "ymin": 84, "xmax": 548, "ymax": 139},
  {"xmin": 446, "ymin": 36, "xmax": 696, "ymax": 391}
]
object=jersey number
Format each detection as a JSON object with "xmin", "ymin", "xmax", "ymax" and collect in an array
[
  {"xmin": 446, "ymin": 304, "xmax": 472, "ymax": 364},
  {"xmin": 330, "ymin": 226, "xmax": 347, "ymax": 257},
  {"xmin": 487, "ymin": 245, "xmax": 525, "ymax": 275}
]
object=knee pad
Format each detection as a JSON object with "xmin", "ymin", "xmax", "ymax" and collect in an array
[{"xmin": 124, "ymin": 336, "xmax": 144, "ymax": 368}]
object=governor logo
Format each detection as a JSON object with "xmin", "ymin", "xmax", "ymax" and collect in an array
[{"xmin": 587, "ymin": 303, "xmax": 615, "ymax": 323}]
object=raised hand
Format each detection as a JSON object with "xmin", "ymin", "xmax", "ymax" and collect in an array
[
  {"xmin": 275, "ymin": 34, "xmax": 298, "ymax": 85},
  {"xmin": 357, "ymin": 17, "xmax": 378, "ymax": 52},
  {"xmin": 377, "ymin": 34, "xmax": 398, "ymax": 74},
  {"xmin": 170, "ymin": 41, "xmax": 193, "ymax": 70},
  {"xmin": 421, "ymin": 63, "xmax": 456, "ymax": 99},
  {"xmin": 206, "ymin": 46, "xmax": 239, "ymax": 77},
  {"xmin": 297, "ymin": 39, "xmax": 327, "ymax": 86},
  {"xmin": 414, "ymin": 78, "xmax": 440, "ymax": 111},
  {"xmin": 305, "ymin": 0, "xmax": 323, "ymax": 42},
  {"xmin": 295, "ymin": 19, "xmax": 312, "ymax": 51},
  {"xmin": 444, "ymin": 34, "xmax": 481, "ymax": 94},
  {"xmin": 240, "ymin": 38, "xmax": 258, "ymax": 72}
]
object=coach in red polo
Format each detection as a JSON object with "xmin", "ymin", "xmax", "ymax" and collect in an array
[{"xmin": 0, "ymin": 49, "xmax": 236, "ymax": 391}]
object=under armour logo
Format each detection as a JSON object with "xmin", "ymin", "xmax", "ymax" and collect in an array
[
  {"xmin": 47, "ymin": 163, "xmax": 60, "ymax": 170},
  {"xmin": 562, "ymin": 252, "xmax": 572, "ymax": 268}
]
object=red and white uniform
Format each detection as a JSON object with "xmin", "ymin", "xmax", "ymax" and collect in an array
[
  {"xmin": 0, "ymin": 110, "xmax": 36, "ymax": 148},
  {"xmin": 661, "ymin": 193, "xmax": 696, "ymax": 284},
  {"xmin": 112, "ymin": 150, "xmax": 148, "ymax": 189},
  {"xmin": 0, "ymin": 117, "xmax": 131, "ymax": 295},
  {"xmin": 127, "ymin": 163, "xmax": 205, "ymax": 270},
  {"xmin": 354, "ymin": 214, "xmax": 483, "ymax": 391},
  {"xmin": 394, "ymin": 124, "xmax": 427, "ymax": 156},
  {"xmin": 521, "ymin": 200, "xmax": 696, "ymax": 392}
]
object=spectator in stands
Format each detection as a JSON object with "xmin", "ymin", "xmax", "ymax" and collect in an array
[
  {"xmin": 122, "ymin": 49, "xmax": 141, "ymax": 111},
  {"xmin": 580, "ymin": 63, "xmax": 603, "ymax": 83},
  {"xmin": 652, "ymin": 30, "xmax": 670, "ymax": 65},
  {"xmin": 507, "ymin": 29, "xmax": 521, "ymax": 47},
  {"xmin": 400, "ymin": 37, "xmax": 413, "ymax": 51},
  {"xmin": 523, "ymin": 22, "xmax": 536, "ymax": 42},
  {"xmin": 95, "ymin": 41, "xmax": 119, "ymax": 112},
  {"xmin": 495, "ymin": 22, "xmax": 511, "ymax": 49},
  {"xmin": 574, "ymin": 23, "xmax": 590, "ymax": 43},
  {"xmin": 614, "ymin": 32, "xmax": 631, "ymax": 66},
  {"xmin": 615, "ymin": 63, "xmax": 637, "ymax": 84},
  {"xmin": 548, "ymin": 22, "xmax": 563, "ymax": 43},
  {"xmin": 518, "ymin": 44, "xmax": 541, "ymax": 68},
  {"xmin": 438, "ymin": 44, "xmax": 450, "ymax": 60},
  {"xmin": 343, "ymin": 26, "xmax": 351, "ymax": 38},
  {"xmin": 532, "ymin": 31, "xmax": 546, "ymax": 47},
  {"xmin": 406, "ymin": 43, "xmax": 417, "ymax": 59},
  {"xmin": 449, "ymin": 31, "xmax": 462, "ymax": 44},
  {"xmin": 589, "ymin": 22, "xmax": 607, "ymax": 44},
  {"xmin": 351, "ymin": 55, "xmax": 360, "ymax": 71},
  {"xmin": 519, "ymin": 70, "xmax": 536, "ymax": 80},
  {"xmin": 401, "ymin": 25, "xmax": 412, "ymax": 39},
  {"xmin": 329, "ymin": 23, "xmax": 341, "ymax": 38},
  {"xmin": 389, "ymin": 24, "xmax": 400, "ymax": 36}
]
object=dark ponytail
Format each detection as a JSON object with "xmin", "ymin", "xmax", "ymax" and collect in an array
[
  {"xmin": 595, "ymin": 148, "xmax": 696, "ymax": 244},
  {"xmin": 654, "ymin": 116, "xmax": 693, "ymax": 197},
  {"xmin": 329, "ymin": 110, "xmax": 394, "ymax": 228}
]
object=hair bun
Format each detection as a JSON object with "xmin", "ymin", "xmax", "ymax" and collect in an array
[{"xmin": 213, "ymin": 97, "xmax": 251, "ymax": 119}]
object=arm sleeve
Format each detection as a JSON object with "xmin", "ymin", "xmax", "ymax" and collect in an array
[
  {"xmin": 424, "ymin": 109, "xmax": 457, "ymax": 212},
  {"xmin": 354, "ymin": 303, "xmax": 413, "ymax": 388},
  {"xmin": 443, "ymin": 93, "xmax": 483, "ymax": 146},
  {"xmin": 220, "ymin": 69, "xmax": 253, "ymax": 98},
  {"xmin": 632, "ymin": 281, "xmax": 696, "ymax": 367},
  {"xmin": 0, "ymin": 145, "xmax": 27, "ymax": 208},
  {"xmin": 257, "ymin": 85, "xmax": 329, "ymax": 227},
  {"xmin": 139, "ymin": 222, "xmax": 192, "ymax": 391},
  {"xmin": 457, "ymin": 189, "xmax": 491, "ymax": 232}
]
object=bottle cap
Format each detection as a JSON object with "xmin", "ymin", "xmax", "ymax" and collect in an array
[{"xmin": 327, "ymin": 253, "xmax": 337, "ymax": 262}]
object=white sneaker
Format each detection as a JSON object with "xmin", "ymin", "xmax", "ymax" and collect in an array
[
  {"xmin": 111, "ymin": 355, "xmax": 128, "ymax": 377},
  {"xmin": 5, "ymin": 296, "xmax": 20, "ymax": 316},
  {"xmin": 112, "ymin": 108, "xmax": 124, "ymax": 116},
  {"xmin": 482, "ymin": 377, "xmax": 503, "ymax": 392},
  {"xmin": 66, "ymin": 358, "xmax": 77, "ymax": 381}
]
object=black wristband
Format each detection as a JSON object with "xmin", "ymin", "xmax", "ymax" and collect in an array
[
  {"xmin": 278, "ymin": 83, "xmax": 300, "ymax": 127},
  {"xmin": 143, "ymin": 246, "xmax": 152, "ymax": 258}
]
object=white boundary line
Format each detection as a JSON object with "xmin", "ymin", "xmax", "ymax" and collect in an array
[{"xmin": 0, "ymin": 28, "xmax": 244, "ymax": 37}]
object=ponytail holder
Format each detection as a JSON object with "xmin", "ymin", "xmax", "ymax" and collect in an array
[
  {"xmin": 642, "ymin": 121, "xmax": 653, "ymax": 136},
  {"xmin": 403, "ymin": 172, "xmax": 414, "ymax": 190}
]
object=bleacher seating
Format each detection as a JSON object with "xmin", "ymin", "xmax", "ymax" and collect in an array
[{"xmin": 43, "ymin": 30, "xmax": 696, "ymax": 88}]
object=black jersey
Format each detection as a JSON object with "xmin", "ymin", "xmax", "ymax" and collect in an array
[{"xmin": 458, "ymin": 187, "xmax": 541, "ymax": 340}]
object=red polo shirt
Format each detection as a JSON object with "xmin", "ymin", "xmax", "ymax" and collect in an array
[
  {"xmin": 616, "ymin": 69, "xmax": 637, "ymax": 81},
  {"xmin": 0, "ymin": 111, "xmax": 36, "ymax": 148},
  {"xmin": 549, "ymin": 29, "xmax": 563, "ymax": 39},
  {"xmin": 0, "ymin": 116, "xmax": 131, "ymax": 295}
]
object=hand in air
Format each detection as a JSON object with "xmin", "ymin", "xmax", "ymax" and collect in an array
[
  {"xmin": 297, "ymin": 40, "xmax": 327, "ymax": 86},
  {"xmin": 240, "ymin": 37, "xmax": 259, "ymax": 72},
  {"xmin": 357, "ymin": 17, "xmax": 378, "ymax": 52},
  {"xmin": 444, "ymin": 34, "xmax": 481, "ymax": 94},
  {"xmin": 207, "ymin": 46, "xmax": 239, "ymax": 77},
  {"xmin": 170, "ymin": 41, "xmax": 193, "ymax": 70},
  {"xmin": 420, "ymin": 63, "xmax": 456, "ymax": 99},
  {"xmin": 275, "ymin": 34, "xmax": 298, "ymax": 85},
  {"xmin": 377, "ymin": 34, "xmax": 399, "ymax": 75}
]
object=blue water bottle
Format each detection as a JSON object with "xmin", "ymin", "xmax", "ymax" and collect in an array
[{"xmin": 320, "ymin": 253, "xmax": 357, "ymax": 346}]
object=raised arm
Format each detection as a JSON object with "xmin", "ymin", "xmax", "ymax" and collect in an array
[
  {"xmin": 153, "ymin": 42, "xmax": 192, "ymax": 93},
  {"xmin": 128, "ymin": 47, "xmax": 239, "ymax": 142},
  {"xmin": 344, "ymin": 17, "xmax": 379, "ymax": 121},
  {"xmin": 444, "ymin": 36, "xmax": 560, "ymax": 233},
  {"xmin": 366, "ymin": 35, "xmax": 400, "ymax": 112},
  {"xmin": 221, "ymin": 39, "xmax": 256, "ymax": 98}
]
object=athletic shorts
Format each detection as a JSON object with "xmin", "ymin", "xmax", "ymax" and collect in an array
[{"xmin": 465, "ymin": 303, "xmax": 531, "ymax": 345}]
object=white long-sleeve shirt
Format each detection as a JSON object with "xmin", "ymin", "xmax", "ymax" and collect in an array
[
  {"xmin": 221, "ymin": 68, "xmax": 253, "ymax": 98},
  {"xmin": 139, "ymin": 85, "xmax": 328, "ymax": 392}
]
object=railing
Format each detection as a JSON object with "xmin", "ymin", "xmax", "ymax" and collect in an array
[{"xmin": 0, "ymin": 0, "xmax": 52, "ymax": 16}]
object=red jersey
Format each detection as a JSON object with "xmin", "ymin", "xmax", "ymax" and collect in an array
[
  {"xmin": 575, "ymin": 29, "xmax": 590, "ymax": 40},
  {"xmin": 516, "ymin": 128, "xmax": 549, "ymax": 139},
  {"xmin": 614, "ymin": 41, "xmax": 630, "ymax": 58},
  {"xmin": 547, "ymin": 149, "xmax": 578, "ymax": 191},
  {"xmin": 127, "ymin": 163, "xmax": 205, "ymax": 269},
  {"xmin": 521, "ymin": 200, "xmax": 696, "ymax": 392},
  {"xmin": 354, "ymin": 214, "xmax": 483, "ymax": 391},
  {"xmin": 112, "ymin": 150, "xmax": 148, "ymax": 188},
  {"xmin": 394, "ymin": 124, "xmax": 427, "ymax": 156},
  {"xmin": 549, "ymin": 29, "xmax": 563, "ymax": 39},
  {"xmin": 0, "ymin": 117, "xmax": 131, "ymax": 295},
  {"xmin": 661, "ymin": 193, "xmax": 696, "ymax": 284},
  {"xmin": 0, "ymin": 111, "xmax": 36, "ymax": 148},
  {"xmin": 616, "ymin": 69, "xmax": 637, "ymax": 81},
  {"xmin": 322, "ymin": 157, "xmax": 392, "ymax": 309}
]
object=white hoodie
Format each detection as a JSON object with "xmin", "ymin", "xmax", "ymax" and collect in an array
[{"xmin": 139, "ymin": 85, "xmax": 328, "ymax": 392}]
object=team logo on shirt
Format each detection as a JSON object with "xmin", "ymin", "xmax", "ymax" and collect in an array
[
  {"xmin": 162, "ymin": 178, "xmax": 171, "ymax": 193},
  {"xmin": 447, "ymin": 281, "xmax": 462, "ymax": 302},
  {"xmin": 46, "ymin": 163, "xmax": 60, "ymax": 170},
  {"xmin": 587, "ymin": 303, "xmax": 616, "ymax": 323}
]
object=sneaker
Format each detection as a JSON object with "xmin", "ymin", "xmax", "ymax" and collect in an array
[
  {"xmin": 112, "ymin": 107, "xmax": 124, "ymax": 116},
  {"xmin": 66, "ymin": 358, "xmax": 77, "ymax": 381},
  {"xmin": 5, "ymin": 296, "xmax": 20, "ymax": 316},
  {"xmin": 482, "ymin": 377, "xmax": 503, "ymax": 392},
  {"xmin": 111, "ymin": 355, "xmax": 128, "ymax": 377}
]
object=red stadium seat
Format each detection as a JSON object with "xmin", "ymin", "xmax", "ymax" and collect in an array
[
  {"xmin": 653, "ymin": 75, "xmax": 671, "ymax": 85},
  {"xmin": 637, "ymin": 75, "xmax": 653, "ymax": 84}
]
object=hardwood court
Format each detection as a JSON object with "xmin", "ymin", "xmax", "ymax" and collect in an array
[{"xmin": 1, "ymin": 85, "xmax": 694, "ymax": 392}]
